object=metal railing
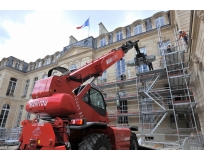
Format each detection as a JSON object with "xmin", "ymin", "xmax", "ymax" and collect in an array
[
  {"xmin": 0, "ymin": 128, "xmax": 21, "ymax": 146},
  {"xmin": 182, "ymin": 133, "xmax": 204, "ymax": 150}
]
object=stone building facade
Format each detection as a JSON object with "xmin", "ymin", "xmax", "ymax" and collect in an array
[{"xmin": 0, "ymin": 10, "xmax": 203, "ymax": 143}]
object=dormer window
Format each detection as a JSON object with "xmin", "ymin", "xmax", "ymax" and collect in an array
[
  {"xmin": 155, "ymin": 16, "xmax": 165, "ymax": 28},
  {"xmin": 56, "ymin": 54, "xmax": 60, "ymax": 59},
  {"xmin": 46, "ymin": 58, "xmax": 50, "ymax": 65},
  {"xmin": 116, "ymin": 31, "xmax": 122, "ymax": 41},
  {"xmin": 38, "ymin": 61, "xmax": 41, "ymax": 68},
  {"xmin": 100, "ymin": 37, "xmax": 106, "ymax": 47},
  {"xmin": 30, "ymin": 65, "xmax": 33, "ymax": 71},
  {"xmin": 134, "ymin": 24, "xmax": 142, "ymax": 35},
  {"xmin": 70, "ymin": 64, "xmax": 77, "ymax": 71},
  {"xmin": 15, "ymin": 62, "xmax": 20, "ymax": 69}
]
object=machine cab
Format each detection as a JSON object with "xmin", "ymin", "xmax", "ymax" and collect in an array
[{"xmin": 74, "ymin": 86, "xmax": 107, "ymax": 117}]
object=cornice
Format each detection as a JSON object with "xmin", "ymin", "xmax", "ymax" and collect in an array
[{"xmin": 197, "ymin": 10, "xmax": 204, "ymax": 23}]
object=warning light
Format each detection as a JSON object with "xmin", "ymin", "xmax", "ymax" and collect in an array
[
  {"xmin": 38, "ymin": 140, "xmax": 40, "ymax": 144},
  {"xmin": 70, "ymin": 119, "xmax": 84, "ymax": 125}
]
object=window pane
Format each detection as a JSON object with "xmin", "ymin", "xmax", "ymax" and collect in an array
[
  {"xmin": 0, "ymin": 104, "xmax": 10, "ymax": 127},
  {"xmin": 121, "ymin": 59, "xmax": 125, "ymax": 74},
  {"xmin": 160, "ymin": 17, "xmax": 165, "ymax": 26},
  {"xmin": 90, "ymin": 88, "xmax": 105, "ymax": 109}
]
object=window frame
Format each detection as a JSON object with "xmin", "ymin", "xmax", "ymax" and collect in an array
[
  {"xmin": 38, "ymin": 61, "xmax": 41, "ymax": 68},
  {"xmin": 116, "ymin": 31, "xmax": 123, "ymax": 41},
  {"xmin": 6, "ymin": 77, "xmax": 17, "ymax": 96},
  {"xmin": 46, "ymin": 58, "xmax": 50, "ymax": 65},
  {"xmin": 100, "ymin": 37, "xmax": 106, "ymax": 47},
  {"xmin": 22, "ymin": 79, "xmax": 30, "ymax": 97},
  {"xmin": 155, "ymin": 16, "xmax": 165, "ymax": 28},
  {"xmin": 134, "ymin": 24, "xmax": 142, "ymax": 35},
  {"xmin": 116, "ymin": 58, "xmax": 126, "ymax": 80},
  {"xmin": 0, "ymin": 104, "xmax": 10, "ymax": 127},
  {"xmin": 15, "ymin": 62, "xmax": 20, "ymax": 69},
  {"xmin": 15, "ymin": 105, "xmax": 24, "ymax": 127},
  {"xmin": 117, "ymin": 100, "xmax": 128, "ymax": 124}
]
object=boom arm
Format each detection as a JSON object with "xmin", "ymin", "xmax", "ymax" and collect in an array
[
  {"xmin": 26, "ymin": 40, "xmax": 140, "ymax": 119},
  {"xmin": 65, "ymin": 40, "xmax": 139, "ymax": 90}
]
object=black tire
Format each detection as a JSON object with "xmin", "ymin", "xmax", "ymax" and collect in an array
[
  {"xmin": 78, "ymin": 133, "xmax": 111, "ymax": 150},
  {"xmin": 130, "ymin": 132, "xmax": 139, "ymax": 150}
]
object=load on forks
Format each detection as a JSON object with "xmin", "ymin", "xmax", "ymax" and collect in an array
[{"xmin": 18, "ymin": 40, "xmax": 145, "ymax": 150}]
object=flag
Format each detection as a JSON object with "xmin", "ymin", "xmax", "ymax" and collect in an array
[{"xmin": 76, "ymin": 18, "xmax": 89, "ymax": 29}]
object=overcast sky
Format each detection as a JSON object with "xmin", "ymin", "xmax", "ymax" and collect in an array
[
  {"xmin": 0, "ymin": 10, "xmax": 169, "ymax": 63},
  {"xmin": 3, "ymin": 0, "xmax": 198, "ymax": 64}
]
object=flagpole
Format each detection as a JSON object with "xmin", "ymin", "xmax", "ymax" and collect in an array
[{"xmin": 88, "ymin": 16, "xmax": 90, "ymax": 37}]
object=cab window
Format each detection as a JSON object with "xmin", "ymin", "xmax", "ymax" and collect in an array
[{"xmin": 89, "ymin": 88, "xmax": 105, "ymax": 110}]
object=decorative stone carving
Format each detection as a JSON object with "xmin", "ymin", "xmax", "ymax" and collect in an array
[
  {"xmin": 191, "ymin": 54, "xmax": 201, "ymax": 63},
  {"xmin": 197, "ymin": 10, "xmax": 204, "ymax": 23}
]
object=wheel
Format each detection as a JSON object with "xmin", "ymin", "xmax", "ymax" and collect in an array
[
  {"xmin": 78, "ymin": 133, "xmax": 111, "ymax": 150},
  {"xmin": 130, "ymin": 132, "xmax": 139, "ymax": 150}
]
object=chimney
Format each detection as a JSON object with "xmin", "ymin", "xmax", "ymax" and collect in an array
[
  {"xmin": 69, "ymin": 35, "xmax": 78, "ymax": 45},
  {"xmin": 99, "ymin": 22, "xmax": 108, "ymax": 35}
]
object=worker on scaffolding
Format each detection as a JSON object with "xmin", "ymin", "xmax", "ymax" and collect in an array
[
  {"xmin": 167, "ymin": 44, "xmax": 172, "ymax": 53},
  {"xmin": 178, "ymin": 30, "xmax": 188, "ymax": 46},
  {"xmin": 133, "ymin": 40, "xmax": 147, "ymax": 63}
]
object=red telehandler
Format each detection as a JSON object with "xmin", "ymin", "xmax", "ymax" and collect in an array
[{"xmin": 18, "ymin": 40, "xmax": 141, "ymax": 150}]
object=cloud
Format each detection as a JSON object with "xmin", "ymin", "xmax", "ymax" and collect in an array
[
  {"xmin": 0, "ymin": 10, "xmax": 93, "ymax": 63},
  {"xmin": 0, "ymin": 26, "xmax": 10, "ymax": 44},
  {"xmin": 0, "ymin": 10, "xmax": 34, "ymax": 24},
  {"xmin": 0, "ymin": 10, "xmax": 168, "ymax": 63}
]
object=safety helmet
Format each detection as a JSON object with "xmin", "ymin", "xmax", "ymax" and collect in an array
[{"xmin": 178, "ymin": 30, "xmax": 182, "ymax": 34}]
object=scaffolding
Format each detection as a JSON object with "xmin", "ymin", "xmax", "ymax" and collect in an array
[
  {"xmin": 137, "ymin": 26, "xmax": 198, "ymax": 147},
  {"xmin": 94, "ymin": 25, "xmax": 204, "ymax": 150}
]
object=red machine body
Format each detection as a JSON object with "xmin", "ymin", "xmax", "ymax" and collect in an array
[{"xmin": 19, "ymin": 40, "xmax": 140, "ymax": 150}]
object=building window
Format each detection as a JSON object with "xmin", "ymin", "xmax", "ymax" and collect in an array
[
  {"xmin": 137, "ymin": 47, "xmax": 148, "ymax": 73},
  {"xmin": 56, "ymin": 54, "xmax": 60, "ymax": 59},
  {"xmin": 101, "ymin": 70, "xmax": 107, "ymax": 82},
  {"xmin": 6, "ymin": 78, "xmax": 17, "ymax": 96},
  {"xmin": 26, "ymin": 112, "xmax": 31, "ymax": 120},
  {"xmin": 118, "ymin": 100, "xmax": 128, "ymax": 124},
  {"xmin": 70, "ymin": 64, "xmax": 77, "ymax": 71},
  {"xmin": 108, "ymin": 33, "xmax": 113, "ymax": 44},
  {"xmin": 116, "ymin": 31, "xmax": 123, "ymax": 41},
  {"xmin": 16, "ymin": 105, "xmax": 24, "ymax": 127},
  {"xmin": 158, "ymin": 40, "xmax": 170, "ymax": 55},
  {"xmin": 51, "ymin": 57, "xmax": 54, "ymax": 63},
  {"xmin": 32, "ymin": 77, "xmax": 38, "ymax": 89},
  {"xmin": 43, "ymin": 74, "xmax": 48, "ymax": 79},
  {"xmin": 0, "ymin": 104, "xmax": 10, "ymax": 127},
  {"xmin": 138, "ymin": 64, "xmax": 149, "ymax": 73},
  {"xmin": 22, "ymin": 79, "xmax": 30, "ymax": 97},
  {"xmin": 38, "ymin": 61, "xmax": 41, "ymax": 68},
  {"xmin": 100, "ymin": 37, "xmax": 106, "ymax": 47},
  {"xmin": 155, "ymin": 16, "xmax": 165, "ymax": 28},
  {"xmin": 116, "ymin": 58, "xmax": 125, "ymax": 80},
  {"xmin": 134, "ymin": 24, "xmax": 142, "ymax": 35},
  {"xmin": 30, "ymin": 65, "xmax": 33, "ymax": 71},
  {"xmin": 146, "ymin": 19, "xmax": 152, "ymax": 31},
  {"xmin": 46, "ymin": 58, "xmax": 50, "ymax": 65},
  {"xmin": 126, "ymin": 27, "xmax": 131, "ymax": 38},
  {"xmin": 15, "ymin": 62, "xmax": 20, "ymax": 69}
]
